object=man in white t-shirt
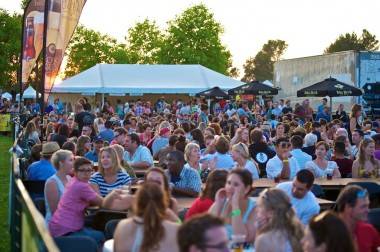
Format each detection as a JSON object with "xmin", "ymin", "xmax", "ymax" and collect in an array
[
  {"xmin": 266, "ymin": 137, "xmax": 300, "ymax": 180},
  {"xmin": 276, "ymin": 169, "xmax": 320, "ymax": 225}
]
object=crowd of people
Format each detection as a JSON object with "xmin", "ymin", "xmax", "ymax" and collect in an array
[{"xmin": 6, "ymin": 94, "xmax": 380, "ymax": 251}]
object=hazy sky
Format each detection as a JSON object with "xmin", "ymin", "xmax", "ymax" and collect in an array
[{"xmin": 2, "ymin": 0, "xmax": 380, "ymax": 72}]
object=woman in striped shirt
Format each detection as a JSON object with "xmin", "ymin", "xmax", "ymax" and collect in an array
[{"xmin": 90, "ymin": 146, "xmax": 131, "ymax": 197}]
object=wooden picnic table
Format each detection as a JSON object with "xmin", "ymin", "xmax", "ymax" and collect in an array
[
  {"xmin": 252, "ymin": 178, "xmax": 380, "ymax": 190},
  {"xmin": 175, "ymin": 196, "xmax": 335, "ymax": 211}
]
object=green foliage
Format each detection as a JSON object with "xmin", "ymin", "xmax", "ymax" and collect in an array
[
  {"xmin": 0, "ymin": 9, "xmax": 22, "ymax": 91},
  {"xmin": 64, "ymin": 25, "xmax": 129, "ymax": 77},
  {"xmin": 242, "ymin": 39, "xmax": 287, "ymax": 82},
  {"xmin": 325, "ymin": 29, "xmax": 379, "ymax": 54},
  {"xmin": 0, "ymin": 135, "xmax": 12, "ymax": 251},
  {"xmin": 126, "ymin": 19, "xmax": 164, "ymax": 64},
  {"xmin": 161, "ymin": 4, "xmax": 232, "ymax": 75}
]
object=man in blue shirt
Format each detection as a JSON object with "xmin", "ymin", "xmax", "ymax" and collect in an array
[
  {"xmin": 165, "ymin": 150, "xmax": 201, "ymax": 197},
  {"xmin": 27, "ymin": 142, "xmax": 60, "ymax": 180},
  {"xmin": 317, "ymin": 98, "xmax": 328, "ymax": 114},
  {"xmin": 316, "ymin": 106, "xmax": 331, "ymax": 122},
  {"xmin": 84, "ymin": 136, "xmax": 104, "ymax": 162},
  {"xmin": 98, "ymin": 120, "xmax": 114, "ymax": 143},
  {"xmin": 123, "ymin": 133, "xmax": 153, "ymax": 169},
  {"xmin": 290, "ymin": 135, "xmax": 312, "ymax": 170}
]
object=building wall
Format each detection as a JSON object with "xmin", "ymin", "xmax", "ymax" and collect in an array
[{"xmin": 273, "ymin": 51, "xmax": 358, "ymax": 110}]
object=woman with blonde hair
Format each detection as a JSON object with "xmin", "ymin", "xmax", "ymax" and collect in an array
[
  {"xmin": 230, "ymin": 127, "xmax": 250, "ymax": 146},
  {"xmin": 184, "ymin": 142, "xmax": 201, "ymax": 174},
  {"xmin": 231, "ymin": 143, "xmax": 259, "ymax": 179},
  {"xmin": 114, "ymin": 182, "xmax": 179, "ymax": 252},
  {"xmin": 44, "ymin": 121, "xmax": 54, "ymax": 141},
  {"xmin": 76, "ymin": 135, "xmax": 91, "ymax": 157},
  {"xmin": 352, "ymin": 138, "xmax": 380, "ymax": 178},
  {"xmin": 44, "ymin": 150, "xmax": 73, "ymax": 223},
  {"xmin": 24, "ymin": 120, "xmax": 41, "ymax": 144},
  {"xmin": 89, "ymin": 146, "xmax": 131, "ymax": 196},
  {"xmin": 255, "ymin": 188, "xmax": 304, "ymax": 252},
  {"xmin": 110, "ymin": 144, "xmax": 136, "ymax": 178}
]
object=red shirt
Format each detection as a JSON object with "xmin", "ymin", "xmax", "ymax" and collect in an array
[
  {"xmin": 185, "ymin": 197, "xmax": 213, "ymax": 220},
  {"xmin": 355, "ymin": 221, "xmax": 380, "ymax": 252}
]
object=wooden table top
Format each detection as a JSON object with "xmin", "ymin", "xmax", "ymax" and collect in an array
[
  {"xmin": 252, "ymin": 178, "xmax": 380, "ymax": 189},
  {"xmin": 175, "ymin": 196, "xmax": 334, "ymax": 210}
]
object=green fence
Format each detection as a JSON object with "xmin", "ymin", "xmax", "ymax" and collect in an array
[{"xmin": 9, "ymin": 152, "xmax": 59, "ymax": 252}]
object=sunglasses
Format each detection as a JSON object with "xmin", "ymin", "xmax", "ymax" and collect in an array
[{"xmin": 279, "ymin": 142, "xmax": 290, "ymax": 148}]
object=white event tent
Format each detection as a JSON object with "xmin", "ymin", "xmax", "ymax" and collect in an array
[
  {"xmin": 16, "ymin": 86, "xmax": 41, "ymax": 100},
  {"xmin": 51, "ymin": 64, "xmax": 244, "ymax": 95}
]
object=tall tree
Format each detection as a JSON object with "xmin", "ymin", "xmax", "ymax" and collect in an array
[
  {"xmin": 161, "ymin": 4, "xmax": 232, "ymax": 75},
  {"xmin": 126, "ymin": 19, "xmax": 164, "ymax": 64},
  {"xmin": 325, "ymin": 29, "xmax": 379, "ymax": 53},
  {"xmin": 0, "ymin": 9, "xmax": 22, "ymax": 91},
  {"xmin": 64, "ymin": 25, "xmax": 129, "ymax": 77},
  {"xmin": 242, "ymin": 39, "xmax": 287, "ymax": 82}
]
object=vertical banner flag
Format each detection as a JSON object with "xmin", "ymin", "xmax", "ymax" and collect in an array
[
  {"xmin": 21, "ymin": 0, "xmax": 46, "ymax": 89},
  {"xmin": 44, "ymin": 0, "xmax": 86, "ymax": 97}
]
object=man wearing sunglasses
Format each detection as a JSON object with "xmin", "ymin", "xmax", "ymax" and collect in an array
[
  {"xmin": 266, "ymin": 137, "xmax": 300, "ymax": 180},
  {"xmin": 178, "ymin": 214, "xmax": 229, "ymax": 252},
  {"xmin": 337, "ymin": 185, "xmax": 380, "ymax": 252}
]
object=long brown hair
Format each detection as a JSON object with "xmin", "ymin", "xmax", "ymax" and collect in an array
[
  {"xmin": 201, "ymin": 170, "xmax": 228, "ymax": 200},
  {"xmin": 134, "ymin": 182, "xmax": 168, "ymax": 252},
  {"xmin": 358, "ymin": 138, "xmax": 380, "ymax": 171},
  {"xmin": 309, "ymin": 211, "xmax": 356, "ymax": 252},
  {"xmin": 259, "ymin": 188, "xmax": 304, "ymax": 252},
  {"xmin": 145, "ymin": 167, "xmax": 172, "ymax": 208},
  {"xmin": 98, "ymin": 146, "xmax": 123, "ymax": 176}
]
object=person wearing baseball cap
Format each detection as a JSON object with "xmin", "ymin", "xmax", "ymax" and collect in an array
[
  {"xmin": 27, "ymin": 142, "xmax": 60, "ymax": 180},
  {"xmin": 84, "ymin": 136, "xmax": 104, "ymax": 162}
]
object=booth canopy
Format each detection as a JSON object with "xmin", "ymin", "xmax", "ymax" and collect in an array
[
  {"xmin": 196, "ymin": 86, "xmax": 229, "ymax": 99},
  {"xmin": 297, "ymin": 77, "xmax": 363, "ymax": 97},
  {"xmin": 1, "ymin": 92, "xmax": 12, "ymax": 100},
  {"xmin": 51, "ymin": 64, "xmax": 244, "ymax": 95},
  {"xmin": 228, "ymin": 81, "xmax": 279, "ymax": 96},
  {"xmin": 16, "ymin": 86, "xmax": 41, "ymax": 100}
]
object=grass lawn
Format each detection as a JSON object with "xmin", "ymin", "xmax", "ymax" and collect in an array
[{"xmin": 0, "ymin": 134, "xmax": 13, "ymax": 251}]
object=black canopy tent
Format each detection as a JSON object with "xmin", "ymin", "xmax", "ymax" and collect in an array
[
  {"xmin": 228, "ymin": 81, "xmax": 279, "ymax": 96},
  {"xmin": 195, "ymin": 86, "xmax": 229, "ymax": 113},
  {"xmin": 297, "ymin": 77, "xmax": 363, "ymax": 111},
  {"xmin": 195, "ymin": 86, "xmax": 229, "ymax": 99}
]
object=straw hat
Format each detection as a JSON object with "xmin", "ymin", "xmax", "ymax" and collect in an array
[{"xmin": 41, "ymin": 142, "xmax": 60, "ymax": 156}]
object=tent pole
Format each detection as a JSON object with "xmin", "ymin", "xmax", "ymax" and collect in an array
[
  {"xmin": 329, "ymin": 96, "xmax": 332, "ymax": 113},
  {"xmin": 208, "ymin": 99, "xmax": 211, "ymax": 114},
  {"xmin": 102, "ymin": 93, "xmax": 105, "ymax": 108}
]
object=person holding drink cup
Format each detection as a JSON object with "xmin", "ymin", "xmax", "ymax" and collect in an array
[
  {"xmin": 266, "ymin": 138, "xmax": 300, "ymax": 181},
  {"xmin": 305, "ymin": 141, "xmax": 341, "ymax": 179}
]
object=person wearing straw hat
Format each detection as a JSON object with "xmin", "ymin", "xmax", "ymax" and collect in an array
[{"xmin": 27, "ymin": 142, "xmax": 60, "ymax": 180}]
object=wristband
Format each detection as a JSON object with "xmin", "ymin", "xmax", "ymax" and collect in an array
[
  {"xmin": 176, "ymin": 219, "xmax": 182, "ymax": 224},
  {"xmin": 231, "ymin": 209, "xmax": 241, "ymax": 218},
  {"xmin": 282, "ymin": 159, "xmax": 289, "ymax": 164}
]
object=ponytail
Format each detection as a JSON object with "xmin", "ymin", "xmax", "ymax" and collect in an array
[
  {"xmin": 134, "ymin": 182, "xmax": 168, "ymax": 252},
  {"xmin": 140, "ymin": 201, "xmax": 165, "ymax": 252}
]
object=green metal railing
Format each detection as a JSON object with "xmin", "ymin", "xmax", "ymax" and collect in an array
[{"xmin": 9, "ymin": 151, "xmax": 59, "ymax": 252}]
